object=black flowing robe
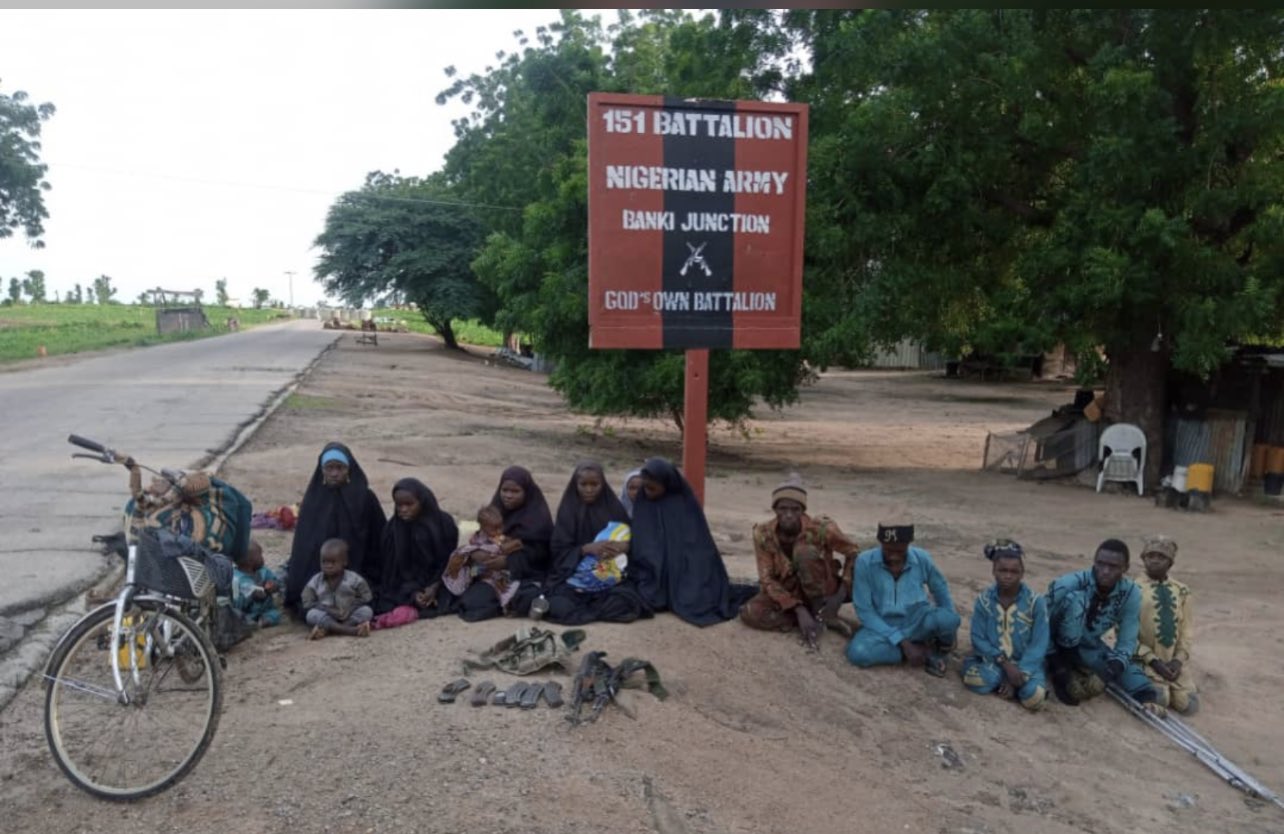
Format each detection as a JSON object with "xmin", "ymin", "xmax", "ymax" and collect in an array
[
  {"xmin": 629, "ymin": 457, "xmax": 748, "ymax": 626},
  {"xmin": 369, "ymin": 478, "xmax": 459, "ymax": 615},
  {"xmin": 544, "ymin": 463, "xmax": 649, "ymax": 625},
  {"xmin": 488, "ymin": 465, "xmax": 554, "ymax": 582},
  {"xmin": 285, "ymin": 442, "xmax": 387, "ymax": 608}
]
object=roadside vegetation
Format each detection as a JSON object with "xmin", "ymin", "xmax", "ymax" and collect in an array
[{"xmin": 0, "ymin": 304, "xmax": 287, "ymax": 362}]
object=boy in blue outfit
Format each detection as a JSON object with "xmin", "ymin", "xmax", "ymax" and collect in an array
[
  {"xmin": 1046, "ymin": 538, "xmax": 1156, "ymax": 705},
  {"xmin": 962, "ymin": 540, "xmax": 1049, "ymax": 710}
]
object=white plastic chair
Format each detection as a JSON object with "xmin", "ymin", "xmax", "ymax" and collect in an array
[{"xmin": 1096, "ymin": 423, "xmax": 1146, "ymax": 495}]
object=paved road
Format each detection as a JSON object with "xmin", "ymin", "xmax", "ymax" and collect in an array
[{"xmin": 0, "ymin": 319, "xmax": 338, "ymax": 617}]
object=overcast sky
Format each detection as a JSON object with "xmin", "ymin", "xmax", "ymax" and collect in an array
[{"xmin": 0, "ymin": 9, "xmax": 566, "ymax": 306}]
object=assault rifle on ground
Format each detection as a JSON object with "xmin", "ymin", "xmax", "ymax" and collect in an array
[{"xmin": 567, "ymin": 652, "xmax": 669, "ymax": 726}]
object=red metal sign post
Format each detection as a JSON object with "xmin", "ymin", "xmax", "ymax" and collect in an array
[{"xmin": 586, "ymin": 93, "xmax": 808, "ymax": 504}]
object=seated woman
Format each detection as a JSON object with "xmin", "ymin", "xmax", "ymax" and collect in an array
[
  {"xmin": 368, "ymin": 478, "xmax": 460, "ymax": 629},
  {"xmin": 284, "ymin": 442, "xmax": 386, "ymax": 610},
  {"xmin": 630, "ymin": 457, "xmax": 752, "ymax": 626},
  {"xmin": 961, "ymin": 540, "xmax": 1049, "ymax": 710},
  {"xmin": 452, "ymin": 465, "xmax": 554, "ymax": 621},
  {"xmin": 542, "ymin": 462, "xmax": 651, "ymax": 625}
]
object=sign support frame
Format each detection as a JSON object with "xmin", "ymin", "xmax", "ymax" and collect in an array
[{"xmin": 682, "ymin": 349, "xmax": 710, "ymax": 505}]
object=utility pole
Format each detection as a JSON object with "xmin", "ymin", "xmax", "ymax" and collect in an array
[{"xmin": 284, "ymin": 270, "xmax": 296, "ymax": 308}]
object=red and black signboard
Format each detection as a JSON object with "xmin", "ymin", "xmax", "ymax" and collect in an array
[{"xmin": 587, "ymin": 93, "xmax": 808, "ymax": 350}]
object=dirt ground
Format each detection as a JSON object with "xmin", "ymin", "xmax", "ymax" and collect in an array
[{"xmin": 3, "ymin": 332, "xmax": 1284, "ymax": 834}]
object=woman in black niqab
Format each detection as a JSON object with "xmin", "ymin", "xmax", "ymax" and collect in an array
[
  {"xmin": 629, "ymin": 457, "xmax": 753, "ymax": 626},
  {"xmin": 542, "ymin": 462, "xmax": 650, "ymax": 625},
  {"xmin": 371, "ymin": 478, "xmax": 459, "ymax": 616},
  {"xmin": 454, "ymin": 465, "xmax": 554, "ymax": 620},
  {"xmin": 284, "ymin": 442, "xmax": 386, "ymax": 609}
]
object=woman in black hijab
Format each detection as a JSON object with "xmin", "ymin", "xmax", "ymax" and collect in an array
[
  {"xmin": 455, "ymin": 465, "xmax": 554, "ymax": 621},
  {"xmin": 630, "ymin": 457, "xmax": 752, "ymax": 626},
  {"xmin": 369, "ymin": 478, "xmax": 459, "ymax": 621},
  {"xmin": 542, "ymin": 462, "xmax": 651, "ymax": 625},
  {"xmin": 284, "ymin": 442, "xmax": 386, "ymax": 609}
]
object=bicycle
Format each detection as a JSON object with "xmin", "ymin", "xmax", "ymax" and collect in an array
[{"xmin": 42, "ymin": 434, "xmax": 224, "ymax": 801}]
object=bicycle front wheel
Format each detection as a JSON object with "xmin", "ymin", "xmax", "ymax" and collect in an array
[{"xmin": 44, "ymin": 599, "xmax": 223, "ymax": 800}]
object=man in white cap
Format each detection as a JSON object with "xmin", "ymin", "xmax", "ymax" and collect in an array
[
  {"xmin": 741, "ymin": 475, "xmax": 860, "ymax": 648},
  {"xmin": 846, "ymin": 516, "xmax": 959, "ymax": 676},
  {"xmin": 1134, "ymin": 535, "xmax": 1198, "ymax": 714}
]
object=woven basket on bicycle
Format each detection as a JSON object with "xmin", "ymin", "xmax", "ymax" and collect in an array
[{"xmin": 133, "ymin": 531, "xmax": 218, "ymax": 601}]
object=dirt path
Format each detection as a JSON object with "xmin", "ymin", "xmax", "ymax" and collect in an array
[{"xmin": 3, "ymin": 332, "xmax": 1282, "ymax": 834}]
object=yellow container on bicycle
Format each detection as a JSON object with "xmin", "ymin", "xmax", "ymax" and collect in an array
[{"xmin": 116, "ymin": 613, "xmax": 148, "ymax": 670}]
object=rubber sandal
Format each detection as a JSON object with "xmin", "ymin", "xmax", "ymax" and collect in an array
[
  {"xmin": 504, "ymin": 681, "xmax": 527, "ymax": 708},
  {"xmin": 520, "ymin": 681, "xmax": 543, "ymax": 709},
  {"xmin": 924, "ymin": 654, "xmax": 947, "ymax": 678},
  {"xmin": 470, "ymin": 681, "xmax": 496, "ymax": 707},
  {"xmin": 543, "ymin": 680, "xmax": 564, "ymax": 708},
  {"xmin": 438, "ymin": 678, "xmax": 472, "ymax": 703}
]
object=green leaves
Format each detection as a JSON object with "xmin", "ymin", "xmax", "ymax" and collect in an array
[
  {"xmin": 314, "ymin": 173, "xmax": 492, "ymax": 347},
  {"xmin": 798, "ymin": 9, "xmax": 1284, "ymax": 374},
  {"xmin": 445, "ymin": 11, "xmax": 808, "ymax": 425},
  {"xmin": 0, "ymin": 83, "xmax": 56, "ymax": 247}
]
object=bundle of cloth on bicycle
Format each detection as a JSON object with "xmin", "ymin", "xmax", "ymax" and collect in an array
[{"xmin": 134, "ymin": 440, "xmax": 1199, "ymax": 713}]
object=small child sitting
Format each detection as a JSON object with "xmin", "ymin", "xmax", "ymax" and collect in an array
[
  {"xmin": 232, "ymin": 539, "xmax": 282, "ymax": 627},
  {"xmin": 567, "ymin": 521, "xmax": 631, "ymax": 593},
  {"xmin": 301, "ymin": 538, "xmax": 373, "ymax": 639},
  {"xmin": 443, "ymin": 505, "xmax": 518, "ymax": 614}
]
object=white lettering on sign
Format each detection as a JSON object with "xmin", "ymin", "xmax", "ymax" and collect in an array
[
  {"xmin": 721, "ymin": 169, "xmax": 789, "ymax": 195},
  {"xmin": 679, "ymin": 212, "xmax": 770, "ymax": 234},
  {"xmin": 606, "ymin": 166, "xmax": 718, "ymax": 193},
  {"xmin": 650, "ymin": 111, "xmax": 794, "ymax": 140},
  {"xmin": 606, "ymin": 166, "xmax": 788, "ymax": 195},
  {"xmin": 622, "ymin": 210, "xmax": 675, "ymax": 231},
  {"xmin": 692, "ymin": 292, "xmax": 777, "ymax": 312},
  {"xmin": 600, "ymin": 108, "xmax": 648, "ymax": 135},
  {"xmin": 602, "ymin": 291, "xmax": 779, "ymax": 313}
]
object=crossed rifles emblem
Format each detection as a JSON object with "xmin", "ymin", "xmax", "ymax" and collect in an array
[{"xmin": 680, "ymin": 242, "xmax": 713, "ymax": 277}]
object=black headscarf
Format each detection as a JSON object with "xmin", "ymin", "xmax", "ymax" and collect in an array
[
  {"xmin": 371, "ymin": 478, "xmax": 459, "ymax": 614},
  {"xmin": 285, "ymin": 441, "xmax": 387, "ymax": 608},
  {"xmin": 629, "ymin": 457, "xmax": 743, "ymax": 627},
  {"xmin": 489, "ymin": 465, "xmax": 553, "ymax": 541},
  {"xmin": 548, "ymin": 462, "xmax": 630, "ymax": 584},
  {"xmin": 487, "ymin": 465, "xmax": 554, "ymax": 582}
]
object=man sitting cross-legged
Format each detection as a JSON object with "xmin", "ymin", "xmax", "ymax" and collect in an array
[
  {"xmin": 845, "ymin": 516, "xmax": 960, "ymax": 677},
  {"xmin": 739, "ymin": 476, "xmax": 861, "ymax": 648}
]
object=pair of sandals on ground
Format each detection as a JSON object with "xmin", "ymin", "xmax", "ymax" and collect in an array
[{"xmin": 437, "ymin": 677, "xmax": 564, "ymax": 708}]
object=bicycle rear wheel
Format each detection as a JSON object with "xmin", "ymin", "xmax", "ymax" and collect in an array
[{"xmin": 44, "ymin": 599, "xmax": 223, "ymax": 800}]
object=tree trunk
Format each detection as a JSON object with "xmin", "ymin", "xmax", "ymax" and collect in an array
[
  {"xmin": 1103, "ymin": 347, "xmax": 1168, "ymax": 492},
  {"xmin": 433, "ymin": 319, "xmax": 459, "ymax": 350}
]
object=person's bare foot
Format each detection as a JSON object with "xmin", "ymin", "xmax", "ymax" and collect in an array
[
  {"xmin": 356, "ymin": 621, "xmax": 371, "ymax": 637},
  {"xmin": 309, "ymin": 625, "xmax": 327, "ymax": 640}
]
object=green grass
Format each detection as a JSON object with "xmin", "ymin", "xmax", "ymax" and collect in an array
[
  {"xmin": 285, "ymin": 393, "xmax": 339, "ymax": 410},
  {"xmin": 0, "ymin": 303, "xmax": 288, "ymax": 362},
  {"xmin": 399, "ymin": 317, "xmax": 506, "ymax": 348}
]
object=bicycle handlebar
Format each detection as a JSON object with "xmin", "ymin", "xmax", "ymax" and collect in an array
[
  {"xmin": 67, "ymin": 434, "xmax": 132, "ymax": 467},
  {"xmin": 67, "ymin": 434, "xmax": 106, "ymax": 453}
]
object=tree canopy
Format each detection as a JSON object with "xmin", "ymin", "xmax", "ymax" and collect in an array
[
  {"xmin": 313, "ymin": 171, "xmax": 491, "ymax": 349},
  {"xmin": 318, "ymin": 9, "xmax": 1284, "ymax": 438},
  {"xmin": 0, "ymin": 83, "xmax": 55, "ymax": 246},
  {"xmin": 438, "ymin": 10, "xmax": 808, "ymax": 424}
]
